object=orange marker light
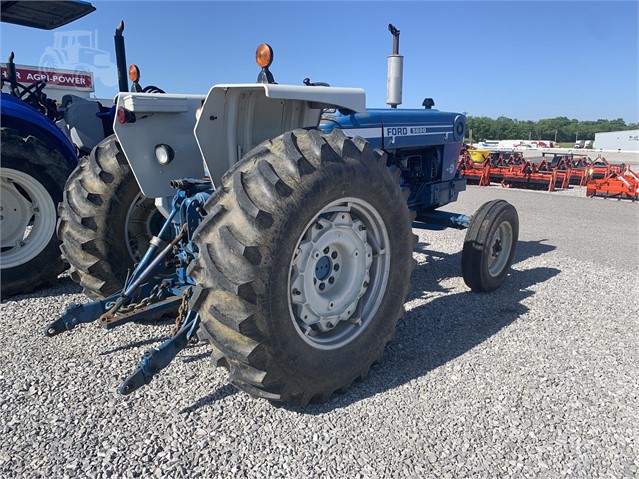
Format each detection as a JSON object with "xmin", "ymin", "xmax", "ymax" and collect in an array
[
  {"xmin": 129, "ymin": 64, "xmax": 140, "ymax": 82},
  {"xmin": 255, "ymin": 44, "xmax": 273, "ymax": 68}
]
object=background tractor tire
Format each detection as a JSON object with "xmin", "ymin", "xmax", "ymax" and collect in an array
[
  {"xmin": 461, "ymin": 199, "xmax": 519, "ymax": 292},
  {"xmin": 188, "ymin": 128, "xmax": 416, "ymax": 406},
  {"xmin": 57, "ymin": 135, "xmax": 162, "ymax": 299},
  {"xmin": 1, "ymin": 127, "xmax": 73, "ymax": 298}
]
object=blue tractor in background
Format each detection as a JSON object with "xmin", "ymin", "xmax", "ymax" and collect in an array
[
  {"xmin": 1, "ymin": 1, "xmax": 162, "ymax": 298},
  {"xmin": 0, "ymin": 1, "xmax": 97, "ymax": 297},
  {"xmin": 46, "ymin": 25, "xmax": 519, "ymax": 406}
]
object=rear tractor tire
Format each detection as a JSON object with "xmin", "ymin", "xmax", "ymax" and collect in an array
[
  {"xmin": 461, "ymin": 199, "xmax": 519, "ymax": 292},
  {"xmin": 188, "ymin": 128, "xmax": 417, "ymax": 406},
  {"xmin": 57, "ymin": 135, "xmax": 164, "ymax": 299},
  {"xmin": 0, "ymin": 128, "xmax": 73, "ymax": 297}
]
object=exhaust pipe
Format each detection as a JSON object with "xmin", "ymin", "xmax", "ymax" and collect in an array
[
  {"xmin": 114, "ymin": 21, "xmax": 128, "ymax": 93},
  {"xmin": 386, "ymin": 24, "xmax": 403, "ymax": 109}
]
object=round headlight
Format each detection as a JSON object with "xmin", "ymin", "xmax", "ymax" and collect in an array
[{"xmin": 155, "ymin": 144, "xmax": 175, "ymax": 165}]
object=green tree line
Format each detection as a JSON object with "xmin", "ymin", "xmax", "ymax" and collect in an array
[{"xmin": 466, "ymin": 116, "xmax": 639, "ymax": 143}]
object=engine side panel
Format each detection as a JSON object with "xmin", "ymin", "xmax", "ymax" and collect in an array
[{"xmin": 320, "ymin": 108, "xmax": 466, "ymax": 211}]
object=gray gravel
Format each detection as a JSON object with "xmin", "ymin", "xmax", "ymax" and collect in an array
[{"xmin": 1, "ymin": 186, "xmax": 637, "ymax": 478}]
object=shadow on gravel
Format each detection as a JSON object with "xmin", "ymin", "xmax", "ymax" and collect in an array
[
  {"xmin": 411, "ymin": 239, "xmax": 556, "ymax": 298},
  {"xmin": 1, "ymin": 275, "xmax": 83, "ymax": 302},
  {"xmin": 293, "ymin": 242, "xmax": 560, "ymax": 414},
  {"xmin": 99, "ymin": 337, "xmax": 167, "ymax": 355},
  {"xmin": 179, "ymin": 384, "xmax": 238, "ymax": 414},
  {"xmin": 182, "ymin": 352, "xmax": 210, "ymax": 364}
]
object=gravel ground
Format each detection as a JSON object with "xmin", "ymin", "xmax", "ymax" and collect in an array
[{"xmin": 1, "ymin": 186, "xmax": 637, "ymax": 478}]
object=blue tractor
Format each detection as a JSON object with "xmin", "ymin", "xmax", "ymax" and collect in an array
[
  {"xmin": 0, "ymin": 1, "xmax": 97, "ymax": 297},
  {"xmin": 47, "ymin": 26, "xmax": 519, "ymax": 406},
  {"xmin": 1, "ymin": 1, "xmax": 163, "ymax": 298}
]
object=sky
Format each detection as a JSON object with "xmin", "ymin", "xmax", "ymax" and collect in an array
[{"xmin": 1, "ymin": 0, "xmax": 637, "ymax": 122}]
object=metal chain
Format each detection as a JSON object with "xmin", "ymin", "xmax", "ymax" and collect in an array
[
  {"xmin": 172, "ymin": 287, "xmax": 192, "ymax": 337},
  {"xmin": 117, "ymin": 284, "xmax": 162, "ymax": 314}
]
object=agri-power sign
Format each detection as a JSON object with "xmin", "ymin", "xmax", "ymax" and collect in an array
[{"xmin": 1, "ymin": 63, "xmax": 94, "ymax": 100}]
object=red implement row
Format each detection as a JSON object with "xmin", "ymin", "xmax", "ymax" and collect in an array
[
  {"xmin": 458, "ymin": 152, "xmax": 623, "ymax": 192},
  {"xmin": 586, "ymin": 166, "xmax": 639, "ymax": 201}
]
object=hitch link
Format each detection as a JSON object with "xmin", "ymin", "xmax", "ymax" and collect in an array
[
  {"xmin": 45, "ymin": 300, "xmax": 111, "ymax": 337},
  {"xmin": 118, "ymin": 310, "xmax": 200, "ymax": 395}
]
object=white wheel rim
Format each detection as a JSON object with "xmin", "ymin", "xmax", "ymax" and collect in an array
[
  {"xmin": 0, "ymin": 167, "xmax": 57, "ymax": 269},
  {"xmin": 124, "ymin": 192, "xmax": 161, "ymax": 262},
  {"xmin": 487, "ymin": 221, "xmax": 513, "ymax": 277},
  {"xmin": 288, "ymin": 198, "xmax": 390, "ymax": 350}
]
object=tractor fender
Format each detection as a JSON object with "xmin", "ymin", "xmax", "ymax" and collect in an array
[
  {"xmin": 113, "ymin": 92, "xmax": 207, "ymax": 199},
  {"xmin": 0, "ymin": 93, "xmax": 78, "ymax": 171},
  {"xmin": 195, "ymin": 83, "xmax": 366, "ymax": 187}
]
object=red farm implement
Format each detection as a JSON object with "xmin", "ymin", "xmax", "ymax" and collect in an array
[
  {"xmin": 458, "ymin": 151, "xmax": 627, "ymax": 194},
  {"xmin": 586, "ymin": 166, "xmax": 639, "ymax": 201}
]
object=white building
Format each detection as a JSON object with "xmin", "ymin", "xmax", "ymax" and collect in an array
[{"xmin": 594, "ymin": 129, "xmax": 639, "ymax": 151}]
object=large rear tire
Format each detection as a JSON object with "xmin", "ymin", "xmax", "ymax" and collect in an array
[
  {"xmin": 188, "ymin": 128, "xmax": 416, "ymax": 406},
  {"xmin": 57, "ymin": 135, "xmax": 163, "ymax": 299},
  {"xmin": 1, "ymin": 128, "xmax": 73, "ymax": 298}
]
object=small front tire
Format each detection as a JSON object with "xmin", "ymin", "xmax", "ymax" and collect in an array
[{"xmin": 461, "ymin": 199, "xmax": 518, "ymax": 292}]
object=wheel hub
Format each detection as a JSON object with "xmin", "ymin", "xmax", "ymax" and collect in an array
[
  {"xmin": 124, "ymin": 193, "xmax": 164, "ymax": 262},
  {"xmin": 1, "ymin": 177, "xmax": 32, "ymax": 248},
  {"xmin": 291, "ymin": 212, "xmax": 373, "ymax": 333},
  {"xmin": 0, "ymin": 167, "xmax": 56, "ymax": 269},
  {"xmin": 488, "ymin": 222, "xmax": 513, "ymax": 277}
]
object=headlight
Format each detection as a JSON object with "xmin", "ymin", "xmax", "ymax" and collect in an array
[{"xmin": 154, "ymin": 144, "xmax": 175, "ymax": 165}]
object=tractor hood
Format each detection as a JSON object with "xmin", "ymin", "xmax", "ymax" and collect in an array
[
  {"xmin": 320, "ymin": 108, "xmax": 466, "ymax": 151},
  {"xmin": 0, "ymin": 1, "xmax": 95, "ymax": 30}
]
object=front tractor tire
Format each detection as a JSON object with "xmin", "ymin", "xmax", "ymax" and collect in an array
[
  {"xmin": 188, "ymin": 128, "xmax": 416, "ymax": 406},
  {"xmin": 0, "ymin": 128, "xmax": 73, "ymax": 297},
  {"xmin": 461, "ymin": 199, "xmax": 519, "ymax": 292},
  {"xmin": 58, "ymin": 135, "xmax": 162, "ymax": 299}
]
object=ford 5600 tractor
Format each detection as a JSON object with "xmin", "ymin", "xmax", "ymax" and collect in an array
[{"xmin": 48, "ymin": 25, "xmax": 519, "ymax": 406}]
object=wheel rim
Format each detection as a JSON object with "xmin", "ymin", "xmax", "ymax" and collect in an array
[
  {"xmin": 0, "ymin": 168, "xmax": 57, "ymax": 269},
  {"xmin": 124, "ymin": 193, "xmax": 163, "ymax": 262},
  {"xmin": 487, "ymin": 221, "xmax": 513, "ymax": 277},
  {"xmin": 288, "ymin": 198, "xmax": 390, "ymax": 350}
]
